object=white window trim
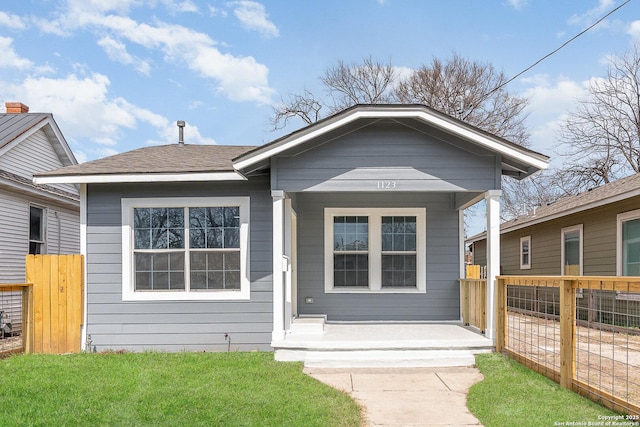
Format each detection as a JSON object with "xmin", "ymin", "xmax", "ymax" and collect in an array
[
  {"xmin": 324, "ymin": 207, "xmax": 426, "ymax": 294},
  {"xmin": 520, "ymin": 235, "xmax": 531, "ymax": 270},
  {"xmin": 561, "ymin": 224, "xmax": 583, "ymax": 276},
  {"xmin": 617, "ymin": 208, "xmax": 640, "ymax": 276},
  {"xmin": 122, "ymin": 196, "xmax": 250, "ymax": 301}
]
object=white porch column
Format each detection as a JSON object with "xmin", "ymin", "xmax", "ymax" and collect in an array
[
  {"xmin": 485, "ymin": 189, "xmax": 502, "ymax": 341},
  {"xmin": 272, "ymin": 190, "xmax": 286, "ymax": 342}
]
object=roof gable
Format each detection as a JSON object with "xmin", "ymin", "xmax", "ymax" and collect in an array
[
  {"xmin": 234, "ymin": 104, "xmax": 549, "ymax": 179},
  {"xmin": 0, "ymin": 113, "xmax": 77, "ymax": 167}
]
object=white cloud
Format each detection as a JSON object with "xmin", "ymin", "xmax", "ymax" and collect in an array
[
  {"xmin": 519, "ymin": 74, "xmax": 590, "ymax": 155},
  {"xmin": 0, "ymin": 37, "xmax": 33, "ymax": 69},
  {"xmin": 568, "ymin": 0, "xmax": 614, "ymax": 27},
  {"xmin": 628, "ymin": 20, "xmax": 640, "ymax": 40},
  {"xmin": 2, "ymin": 72, "xmax": 182, "ymax": 150},
  {"xmin": 40, "ymin": 4, "xmax": 274, "ymax": 103},
  {"xmin": 0, "ymin": 11, "xmax": 27, "ymax": 30},
  {"xmin": 231, "ymin": 1, "xmax": 279, "ymax": 37},
  {"xmin": 97, "ymin": 36, "xmax": 151, "ymax": 75},
  {"xmin": 170, "ymin": 0, "xmax": 199, "ymax": 13},
  {"xmin": 506, "ymin": 0, "xmax": 528, "ymax": 10}
]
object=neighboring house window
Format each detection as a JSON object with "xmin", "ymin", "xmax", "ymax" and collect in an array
[
  {"xmin": 561, "ymin": 225, "xmax": 583, "ymax": 276},
  {"xmin": 29, "ymin": 206, "xmax": 46, "ymax": 255},
  {"xmin": 324, "ymin": 208, "xmax": 426, "ymax": 293},
  {"xmin": 122, "ymin": 197, "xmax": 250, "ymax": 301},
  {"xmin": 617, "ymin": 209, "xmax": 640, "ymax": 276},
  {"xmin": 520, "ymin": 236, "xmax": 531, "ymax": 270}
]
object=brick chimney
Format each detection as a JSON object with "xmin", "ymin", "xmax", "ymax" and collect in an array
[{"xmin": 5, "ymin": 102, "xmax": 29, "ymax": 114}]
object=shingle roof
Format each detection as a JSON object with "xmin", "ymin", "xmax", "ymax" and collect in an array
[
  {"xmin": 39, "ymin": 144, "xmax": 257, "ymax": 177},
  {"xmin": 501, "ymin": 173, "xmax": 640, "ymax": 232},
  {"xmin": 0, "ymin": 169, "xmax": 79, "ymax": 201},
  {"xmin": 0, "ymin": 113, "xmax": 50, "ymax": 148}
]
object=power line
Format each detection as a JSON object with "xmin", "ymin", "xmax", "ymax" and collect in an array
[{"xmin": 486, "ymin": 0, "xmax": 632, "ymax": 98}]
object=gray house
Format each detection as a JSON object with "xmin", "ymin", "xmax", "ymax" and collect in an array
[
  {"xmin": 35, "ymin": 104, "xmax": 548, "ymax": 354},
  {"xmin": 0, "ymin": 102, "xmax": 80, "ymax": 335}
]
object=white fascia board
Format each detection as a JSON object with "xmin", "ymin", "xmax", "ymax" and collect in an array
[
  {"xmin": 234, "ymin": 108, "xmax": 549, "ymax": 171},
  {"xmin": 34, "ymin": 171, "xmax": 247, "ymax": 185}
]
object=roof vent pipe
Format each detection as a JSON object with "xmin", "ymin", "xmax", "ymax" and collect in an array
[{"xmin": 177, "ymin": 120, "xmax": 185, "ymax": 145}]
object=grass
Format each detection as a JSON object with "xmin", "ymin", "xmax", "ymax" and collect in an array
[
  {"xmin": 468, "ymin": 353, "xmax": 619, "ymax": 427},
  {"xmin": 0, "ymin": 351, "xmax": 361, "ymax": 427}
]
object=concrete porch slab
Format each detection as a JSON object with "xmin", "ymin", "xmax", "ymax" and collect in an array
[{"xmin": 273, "ymin": 323, "xmax": 494, "ymax": 368}]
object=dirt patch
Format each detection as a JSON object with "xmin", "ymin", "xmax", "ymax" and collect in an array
[
  {"xmin": 507, "ymin": 312, "xmax": 640, "ymax": 409},
  {"xmin": 0, "ymin": 335, "xmax": 23, "ymax": 355}
]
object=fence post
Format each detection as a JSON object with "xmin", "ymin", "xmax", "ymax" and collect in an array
[
  {"xmin": 495, "ymin": 277, "xmax": 506, "ymax": 352},
  {"xmin": 460, "ymin": 280, "xmax": 469, "ymax": 326},
  {"xmin": 559, "ymin": 279, "xmax": 576, "ymax": 389}
]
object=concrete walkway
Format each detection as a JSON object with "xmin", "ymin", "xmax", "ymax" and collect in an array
[{"xmin": 305, "ymin": 366, "xmax": 484, "ymax": 427}]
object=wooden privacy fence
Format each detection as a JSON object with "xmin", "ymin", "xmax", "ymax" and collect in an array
[
  {"xmin": 459, "ymin": 278, "xmax": 486, "ymax": 334},
  {"xmin": 496, "ymin": 275, "xmax": 640, "ymax": 416},
  {"xmin": 26, "ymin": 254, "xmax": 84, "ymax": 354}
]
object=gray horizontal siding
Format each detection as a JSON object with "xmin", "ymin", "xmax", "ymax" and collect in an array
[
  {"xmin": 295, "ymin": 192, "xmax": 461, "ymax": 321},
  {"xmin": 273, "ymin": 122, "xmax": 499, "ymax": 193},
  {"xmin": 0, "ymin": 189, "xmax": 79, "ymax": 283},
  {"xmin": 85, "ymin": 178, "xmax": 273, "ymax": 352},
  {"xmin": 0, "ymin": 129, "xmax": 78, "ymax": 196}
]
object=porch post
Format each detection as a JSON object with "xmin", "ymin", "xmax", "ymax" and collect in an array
[
  {"xmin": 485, "ymin": 190, "xmax": 501, "ymax": 341},
  {"xmin": 272, "ymin": 190, "xmax": 286, "ymax": 342}
]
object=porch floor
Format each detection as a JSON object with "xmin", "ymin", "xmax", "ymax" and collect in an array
[{"xmin": 272, "ymin": 320, "xmax": 494, "ymax": 368}]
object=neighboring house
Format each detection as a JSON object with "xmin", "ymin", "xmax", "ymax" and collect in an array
[
  {"xmin": 467, "ymin": 172, "xmax": 640, "ymax": 277},
  {"xmin": 34, "ymin": 104, "xmax": 548, "ymax": 352},
  {"xmin": 0, "ymin": 102, "xmax": 80, "ymax": 334}
]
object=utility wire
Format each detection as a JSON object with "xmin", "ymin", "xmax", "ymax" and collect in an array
[{"xmin": 485, "ymin": 0, "xmax": 632, "ymax": 98}]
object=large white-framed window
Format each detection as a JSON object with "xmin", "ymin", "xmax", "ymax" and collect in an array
[
  {"xmin": 29, "ymin": 205, "xmax": 46, "ymax": 255},
  {"xmin": 520, "ymin": 236, "xmax": 531, "ymax": 270},
  {"xmin": 561, "ymin": 224, "xmax": 583, "ymax": 276},
  {"xmin": 122, "ymin": 197, "xmax": 250, "ymax": 301},
  {"xmin": 324, "ymin": 207, "xmax": 426, "ymax": 293},
  {"xmin": 617, "ymin": 209, "xmax": 640, "ymax": 276}
]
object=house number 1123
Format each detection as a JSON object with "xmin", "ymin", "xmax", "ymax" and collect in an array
[{"xmin": 376, "ymin": 180, "xmax": 397, "ymax": 189}]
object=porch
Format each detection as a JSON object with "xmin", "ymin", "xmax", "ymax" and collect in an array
[{"xmin": 272, "ymin": 317, "xmax": 493, "ymax": 368}]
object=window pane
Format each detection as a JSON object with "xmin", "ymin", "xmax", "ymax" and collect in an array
[
  {"xmin": 29, "ymin": 242, "xmax": 42, "ymax": 255},
  {"xmin": 382, "ymin": 216, "xmax": 416, "ymax": 251},
  {"xmin": 190, "ymin": 207, "xmax": 239, "ymax": 249},
  {"xmin": 333, "ymin": 217, "xmax": 368, "ymax": 251},
  {"xmin": 333, "ymin": 254, "xmax": 368, "ymax": 287},
  {"xmin": 134, "ymin": 208, "xmax": 185, "ymax": 250},
  {"xmin": 134, "ymin": 252, "xmax": 184, "ymax": 291},
  {"xmin": 623, "ymin": 219, "xmax": 640, "ymax": 276},
  {"xmin": 382, "ymin": 254, "xmax": 417, "ymax": 288},
  {"xmin": 564, "ymin": 230, "xmax": 580, "ymax": 273},
  {"xmin": 224, "ymin": 207, "xmax": 240, "ymax": 227},
  {"xmin": 189, "ymin": 250, "xmax": 240, "ymax": 290},
  {"xmin": 224, "ymin": 228, "xmax": 240, "ymax": 248},
  {"xmin": 29, "ymin": 206, "xmax": 44, "ymax": 241},
  {"xmin": 190, "ymin": 228, "xmax": 206, "ymax": 249},
  {"xmin": 134, "ymin": 208, "xmax": 150, "ymax": 229},
  {"xmin": 134, "ymin": 229, "xmax": 151, "ymax": 249}
]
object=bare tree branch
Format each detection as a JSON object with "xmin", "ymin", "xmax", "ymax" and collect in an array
[{"xmin": 558, "ymin": 46, "xmax": 640, "ymax": 180}]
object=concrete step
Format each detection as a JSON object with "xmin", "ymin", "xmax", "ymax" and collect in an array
[
  {"xmin": 275, "ymin": 348, "xmax": 492, "ymax": 368},
  {"xmin": 289, "ymin": 316, "xmax": 326, "ymax": 334}
]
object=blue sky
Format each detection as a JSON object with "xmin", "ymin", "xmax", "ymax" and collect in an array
[{"xmin": 0, "ymin": 0, "xmax": 638, "ymax": 164}]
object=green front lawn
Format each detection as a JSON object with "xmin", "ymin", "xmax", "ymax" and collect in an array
[
  {"xmin": 468, "ymin": 353, "xmax": 619, "ymax": 427},
  {"xmin": 0, "ymin": 352, "xmax": 361, "ymax": 426}
]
